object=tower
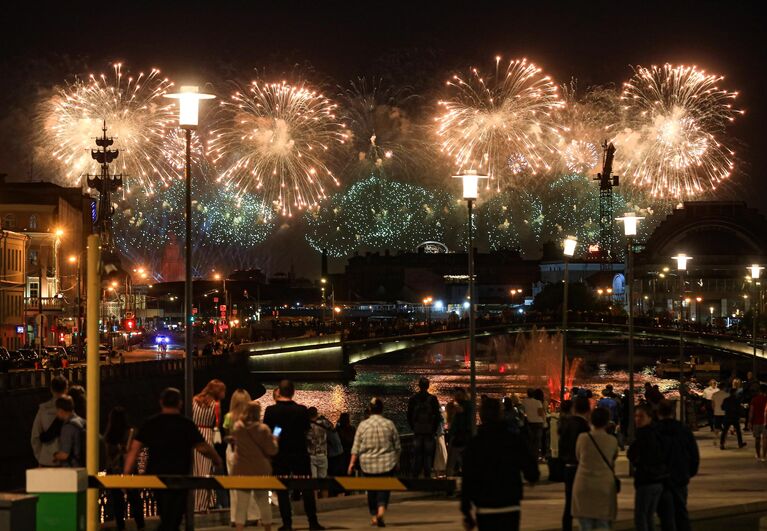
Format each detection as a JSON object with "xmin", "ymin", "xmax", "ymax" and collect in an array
[
  {"xmin": 86, "ymin": 122, "xmax": 123, "ymax": 254},
  {"xmin": 594, "ymin": 141, "xmax": 619, "ymax": 269}
]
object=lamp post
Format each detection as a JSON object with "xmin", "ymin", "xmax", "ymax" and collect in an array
[
  {"xmin": 320, "ymin": 278, "xmax": 327, "ymax": 325},
  {"xmin": 749, "ymin": 264, "xmax": 763, "ymax": 375},
  {"xmin": 672, "ymin": 253, "xmax": 692, "ymax": 424},
  {"xmin": 560, "ymin": 235, "xmax": 578, "ymax": 404},
  {"xmin": 422, "ymin": 296, "xmax": 433, "ymax": 331},
  {"xmin": 617, "ymin": 212, "xmax": 644, "ymax": 441},
  {"xmin": 454, "ymin": 170, "xmax": 488, "ymax": 430},
  {"xmin": 165, "ymin": 86, "xmax": 214, "ymax": 424},
  {"xmin": 68, "ymin": 255, "xmax": 83, "ymax": 356}
]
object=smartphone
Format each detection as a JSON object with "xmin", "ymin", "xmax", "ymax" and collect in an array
[{"xmin": 273, "ymin": 426, "xmax": 282, "ymax": 437}]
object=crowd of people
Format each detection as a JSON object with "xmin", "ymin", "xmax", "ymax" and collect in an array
[{"xmin": 28, "ymin": 370, "xmax": 767, "ymax": 531}]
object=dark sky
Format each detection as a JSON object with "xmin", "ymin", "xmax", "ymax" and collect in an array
[{"xmin": 1, "ymin": 1, "xmax": 764, "ymax": 274}]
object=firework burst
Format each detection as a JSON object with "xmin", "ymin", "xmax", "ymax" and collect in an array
[
  {"xmin": 435, "ymin": 57, "xmax": 564, "ymax": 187},
  {"xmin": 209, "ymin": 80, "xmax": 348, "ymax": 217},
  {"xmin": 618, "ymin": 64, "xmax": 742, "ymax": 198},
  {"xmin": 41, "ymin": 63, "xmax": 177, "ymax": 193}
]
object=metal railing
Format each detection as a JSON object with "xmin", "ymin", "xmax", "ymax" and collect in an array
[{"xmin": 23, "ymin": 297, "xmax": 65, "ymax": 312}]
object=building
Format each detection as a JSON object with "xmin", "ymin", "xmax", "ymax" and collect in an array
[
  {"xmin": 0, "ymin": 176, "xmax": 94, "ymax": 346},
  {"xmin": 634, "ymin": 201, "xmax": 767, "ymax": 322},
  {"xmin": 0, "ymin": 230, "xmax": 28, "ymax": 349}
]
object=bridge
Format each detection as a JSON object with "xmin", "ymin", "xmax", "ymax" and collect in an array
[{"xmin": 239, "ymin": 322, "xmax": 767, "ymax": 379}]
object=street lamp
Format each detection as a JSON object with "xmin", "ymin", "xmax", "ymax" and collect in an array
[
  {"xmin": 749, "ymin": 264, "xmax": 763, "ymax": 374},
  {"xmin": 165, "ymin": 85, "xmax": 215, "ymax": 423},
  {"xmin": 560, "ymin": 235, "xmax": 578, "ymax": 404},
  {"xmin": 617, "ymin": 212, "xmax": 644, "ymax": 441},
  {"xmin": 422, "ymin": 296, "xmax": 433, "ymax": 330},
  {"xmin": 68, "ymin": 255, "xmax": 83, "ymax": 356},
  {"xmin": 672, "ymin": 253, "xmax": 692, "ymax": 424},
  {"xmin": 454, "ymin": 169, "xmax": 488, "ymax": 430}
]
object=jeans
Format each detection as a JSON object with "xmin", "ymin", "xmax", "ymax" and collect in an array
[
  {"xmin": 634, "ymin": 483, "xmax": 663, "ymax": 531},
  {"xmin": 527, "ymin": 423, "xmax": 544, "ymax": 459},
  {"xmin": 562, "ymin": 465, "xmax": 577, "ymax": 531},
  {"xmin": 272, "ymin": 453, "xmax": 319, "ymax": 527},
  {"xmin": 477, "ymin": 511, "xmax": 520, "ymax": 530},
  {"xmin": 364, "ymin": 469, "xmax": 395, "ymax": 516},
  {"xmin": 657, "ymin": 484, "xmax": 690, "ymax": 531},
  {"xmin": 310, "ymin": 454, "xmax": 329, "ymax": 478},
  {"xmin": 155, "ymin": 490, "xmax": 187, "ymax": 531},
  {"xmin": 721, "ymin": 419, "xmax": 744, "ymax": 447},
  {"xmin": 412, "ymin": 434, "xmax": 436, "ymax": 478},
  {"xmin": 578, "ymin": 518, "xmax": 612, "ymax": 530},
  {"xmin": 109, "ymin": 489, "xmax": 145, "ymax": 530}
]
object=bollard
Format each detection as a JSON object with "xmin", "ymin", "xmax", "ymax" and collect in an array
[{"xmin": 26, "ymin": 468, "xmax": 86, "ymax": 531}]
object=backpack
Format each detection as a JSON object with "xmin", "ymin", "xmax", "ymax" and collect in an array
[{"xmin": 412, "ymin": 395, "xmax": 438, "ymax": 435}]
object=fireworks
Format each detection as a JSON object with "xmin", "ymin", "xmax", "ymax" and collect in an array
[
  {"xmin": 619, "ymin": 64, "xmax": 742, "ymax": 198},
  {"xmin": 209, "ymin": 80, "xmax": 348, "ymax": 217},
  {"xmin": 41, "ymin": 63, "xmax": 177, "ymax": 193},
  {"xmin": 305, "ymin": 171, "xmax": 454, "ymax": 257},
  {"xmin": 435, "ymin": 57, "xmax": 564, "ymax": 187}
]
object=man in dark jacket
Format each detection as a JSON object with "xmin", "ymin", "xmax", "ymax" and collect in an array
[
  {"xmin": 721, "ymin": 389, "xmax": 747, "ymax": 450},
  {"xmin": 407, "ymin": 377, "xmax": 441, "ymax": 478},
  {"xmin": 627, "ymin": 404, "xmax": 668, "ymax": 531},
  {"xmin": 461, "ymin": 397, "xmax": 539, "ymax": 531},
  {"xmin": 655, "ymin": 400, "xmax": 700, "ymax": 531},
  {"xmin": 263, "ymin": 380, "xmax": 325, "ymax": 531},
  {"xmin": 558, "ymin": 396, "xmax": 591, "ymax": 531}
]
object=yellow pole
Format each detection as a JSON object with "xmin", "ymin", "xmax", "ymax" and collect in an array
[{"xmin": 86, "ymin": 235, "xmax": 101, "ymax": 531}]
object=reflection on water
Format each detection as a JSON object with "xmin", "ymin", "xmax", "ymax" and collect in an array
[{"xmin": 254, "ymin": 335, "xmax": 681, "ymax": 432}]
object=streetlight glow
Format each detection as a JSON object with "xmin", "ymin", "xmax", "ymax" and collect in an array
[
  {"xmin": 453, "ymin": 169, "xmax": 488, "ymax": 200},
  {"xmin": 748, "ymin": 264, "xmax": 763, "ymax": 280},
  {"xmin": 563, "ymin": 235, "xmax": 578, "ymax": 257},
  {"xmin": 672, "ymin": 253, "xmax": 692, "ymax": 270},
  {"xmin": 616, "ymin": 212, "xmax": 645, "ymax": 236},
  {"xmin": 68, "ymin": 255, "xmax": 77, "ymax": 264},
  {"xmin": 164, "ymin": 85, "xmax": 215, "ymax": 127}
]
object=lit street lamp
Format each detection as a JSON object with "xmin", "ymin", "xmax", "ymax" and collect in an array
[
  {"xmin": 672, "ymin": 252, "xmax": 692, "ymax": 424},
  {"xmin": 617, "ymin": 212, "xmax": 643, "ymax": 441},
  {"xmin": 454, "ymin": 169, "xmax": 488, "ymax": 430},
  {"xmin": 68, "ymin": 255, "xmax": 83, "ymax": 356},
  {"xmin": 422, "ymin": 296, "xmax": 433, "ymax": 330},
  {"xmin": 165, "ymin": 86, "xmax": 215, "ymax": 425},
  {"xmin": 560, "ymin": 235, "xmax": 578, "ymax": 404},
  {"xmin": 749, "ymin": 264, "xmax": 763, "ymax": 374}
]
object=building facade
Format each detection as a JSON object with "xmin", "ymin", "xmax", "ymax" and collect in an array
[{"xmin": 0, "ymin": 230, "xmax": 28, "ymax": 349}]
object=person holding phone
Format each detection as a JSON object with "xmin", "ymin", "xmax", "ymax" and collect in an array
[{"xmin": 263, "ymin": 380, "xmax": 325, "ymax": 531}]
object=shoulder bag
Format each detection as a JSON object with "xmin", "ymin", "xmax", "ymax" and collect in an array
[{"xmin": 587, "ymin": 432, "xmax": 621, "ymax": 493}]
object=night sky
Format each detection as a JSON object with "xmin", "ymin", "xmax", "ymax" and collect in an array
[{"xmin": 1, "ymin": 1, "xmax": 764, "ymax": 275}]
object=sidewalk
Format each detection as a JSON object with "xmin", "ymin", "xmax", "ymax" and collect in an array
[{"xmin": 194, "ymin": 431, "xmax": 767, "ymax": 530}]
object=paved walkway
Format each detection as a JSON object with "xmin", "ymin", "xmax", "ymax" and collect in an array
[{"xmin": 195, "ymin": 431, "xmax": 767, "ymax": 530}]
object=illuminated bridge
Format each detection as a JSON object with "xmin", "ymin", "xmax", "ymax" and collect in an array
[{"xmin": 238, "ymin": 323, "xmax": 767, "ymax": 380}]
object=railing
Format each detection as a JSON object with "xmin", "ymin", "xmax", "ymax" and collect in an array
[
  {"xmin": 23, "ymin": 297, "xmax": 65, "ymax": 312},
  {"xmin": 0, "ymin": 356, "xmax": 222, "ymax": 392}
]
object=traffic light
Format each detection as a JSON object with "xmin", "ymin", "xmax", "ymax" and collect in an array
[{"xmin": 122, "ymin": 318, "xmax": 136, "ymax": 331}]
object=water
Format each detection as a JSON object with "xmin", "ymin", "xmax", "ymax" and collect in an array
[{"xmin": 251, "ymin": 334, "xmax": 680, "ymax": 432}]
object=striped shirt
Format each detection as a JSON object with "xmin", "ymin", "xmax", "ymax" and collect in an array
[{"xmin": 351, "ymin": 414, "xmax": 401, "ymax": 474}]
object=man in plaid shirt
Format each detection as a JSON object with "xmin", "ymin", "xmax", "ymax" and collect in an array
[{"xmin": 348, "ymin": 398, "xmax": 401, "ymax": 527}]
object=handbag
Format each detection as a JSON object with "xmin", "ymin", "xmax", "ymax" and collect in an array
[{"xmin": 587, "ymin": 433, "xmax": 621, "ymax": 493}]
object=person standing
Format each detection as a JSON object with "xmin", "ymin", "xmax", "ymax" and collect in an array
[
  {"xmin": 336, "ymin": 412, "xmax": 356, "ymax": 475},
  {"xmin": 446, "ymin": 388, "xmax": 472, "ymax": 476},
  {"xmin": 307, "ymin": 407, "xmax": 332, "ymax": 480},
  {"xmin": 702, "ymin": 379, "xmax": 719, "ymax": 431},
  {"xmin": 124, "ymin": 388, "xmax": 222, "ymax": 531},
  {"xmin": 571, "ymin": 407, "xmax": 619, "ymax": 531},
  {"xmin": 461, "ymin": 397, "xmax": 539, "ymax": 530},
  {"xmin": 30, "ymin": 375, "xmax": 68, "ymax": 467},
  {"xmin": 655, "ymin": 400, "xmax": 699, "ymax": 531},
  {"xmin": 223, "ymin": 389, "xmax": 260, "ymax": 526},
  {"xmin": 627, "ymin": 404, "xmax": 668, "ymax": 531},
  {"xmin": 192, "ymin": 379, "xmax": 227, "ymax": 512},
  {"xmin": 521, "ymin": 388, "xmax": 545, "ymax": 461},
  {"xmin": 407, "ymin": 377, "xmax": 441, "ymax": 478},
  {"xmin": 263, "ymin": 380, "xmax": 324, "ymax": 531},
  {"xmin": 103, "ymin": 406, "xmax": 145, "ymax": 531},
  {"xmin": 749, "ymin": 385, "xmax": 767, "ymax": 461},
  {"xmin": 721, "ymin": 387, "xmax": 747, "ymax": 450},
  {"xmin": 348, "ymin": 397, "xmax": 401, "ymax": 527},
  {"xmin": 52, "ymin": 396, "xmax": 86, "ymax": 468},
  {"xmin": 711, "ymin": 382, "xmax": 729, "ymax": 445},
  {"xmin": 558, "ymin": 396, "xmax": 591, "ymax": 531},
  {"xmin": 232, "ymin": 401, "xmax": 278, "ymax": 531}
]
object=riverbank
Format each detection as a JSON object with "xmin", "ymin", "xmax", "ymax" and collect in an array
[{"xmin": 191, "ymin": 430, "xmax": 767, "ymax": 530}]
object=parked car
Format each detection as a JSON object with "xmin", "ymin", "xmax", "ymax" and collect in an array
[
  {"xmin": 65, "ymin": 345, "xmax": 82, "ymax": 362},
  {"xmin": 0, "ymin": 347, "xmax": 10, "ymax": 372},
  {"xmin": 44, "ymin": 346, "xmax": 68, "ymax": 368},
  {"xmin": 16, "ymin": 348, "xmax": 40, "ymax": 368}
]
